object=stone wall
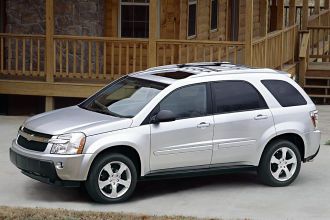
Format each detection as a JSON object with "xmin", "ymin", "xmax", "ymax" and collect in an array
[{"xmin": 5, "ymin": 0, "xmax": 104, "ymax": 36}]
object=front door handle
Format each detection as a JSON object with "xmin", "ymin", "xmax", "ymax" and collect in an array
[
  {"xmin": 254, "ymin": 114, "xmax": 268, "ymax": 120},
  {"xmin": 197, "ymin": 122, "xmax": 210, "ymax": 128}
]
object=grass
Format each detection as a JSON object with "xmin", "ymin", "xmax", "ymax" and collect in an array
[
  {"xmin": 325, "ymin": 140, "xmax": 330, "ymax": 145},
  {"xmin": 0, "ymin": 206, "xmax": 226, "ymax": 220}
]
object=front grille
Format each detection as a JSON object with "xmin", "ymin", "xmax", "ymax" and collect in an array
[{"xmin": 17, "ymin": 128, "xmax": 52, "ymax": 152}]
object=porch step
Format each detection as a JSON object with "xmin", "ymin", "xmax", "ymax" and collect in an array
[{"xmin": 304, "ymin": 73, "xmax": 330, "ymax": 104}]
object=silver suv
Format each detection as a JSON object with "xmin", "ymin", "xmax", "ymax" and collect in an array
[{"xmin": 10, "ymin": 62, "xmax": 321, "ymax": 203}]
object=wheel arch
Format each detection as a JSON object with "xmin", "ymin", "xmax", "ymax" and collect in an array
[
  {"xmin": 87, "ymin": 145, "xmax": 142, "ymax": 179},
  {"xmin": 259, "ymin": 133, "xmax": 305, "ymax": 165}
]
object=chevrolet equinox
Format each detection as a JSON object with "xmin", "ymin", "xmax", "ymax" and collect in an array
[{"xmin": 10, "ymin": 62, "xmax": 321, "ymax": 203}]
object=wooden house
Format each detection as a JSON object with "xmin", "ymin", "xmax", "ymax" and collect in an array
[{"xmin": 0, "ymin": 0, "xmax": 329, "ymax": 114}]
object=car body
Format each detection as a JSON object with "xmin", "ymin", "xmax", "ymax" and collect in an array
[{"xmin": 10, "ymin": 62, "xmax": 321, "ymax": 203}]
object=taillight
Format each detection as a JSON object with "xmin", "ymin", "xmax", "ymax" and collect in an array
[{"xmin": 310, "ymin": 110, "xmax": 318, "ymax": 129}]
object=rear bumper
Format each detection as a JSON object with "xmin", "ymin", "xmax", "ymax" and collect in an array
[
  {"xmin": 303, "ymin": 129, "xmax": 321, "ymax": 161},
  {"xmin": 304, "ymin": 145, "xmax": 320, "ymax": 162},
  {"xmin": 10, "ymin": 148, "xmax": 80, "ymax": 187}
]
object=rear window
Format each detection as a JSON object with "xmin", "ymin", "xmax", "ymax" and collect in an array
[{"xmin": 261, "ymin": 80, "xmax": 307, "ymax": 107}]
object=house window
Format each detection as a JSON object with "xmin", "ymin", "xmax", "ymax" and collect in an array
[
  {"xmin": 188, "ymin": 0, "xmax": 197, "ymax": 37},
  {"xmin": 120, "ymin": 0, "xmax": 149, "ymax": 38},
  {"xmin": 210, "ymin": 0, "xmax": 218, "ymax": 31}
]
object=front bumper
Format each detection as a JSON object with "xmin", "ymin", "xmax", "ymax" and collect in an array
[
  {"xmin": 10, "ymin": 139, "xmax": 93, "ymax": 183},
  {"xmin": 10, "ymin": 148, "xmax": 80, "ymax": 187}
]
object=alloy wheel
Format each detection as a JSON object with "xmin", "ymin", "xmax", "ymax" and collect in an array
[
  {"xmin": 98, "ymin": 161, "xmax": 132, "ymax": 198},
  {"xmin": 270, "ymin": 147, "xmax": 297, "ymax": 182}
]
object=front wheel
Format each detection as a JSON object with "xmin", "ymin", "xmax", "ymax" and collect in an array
[
  {"xmin": 85, "ymin": 153, "xmax": 137, "ymax": 203},
  {"xmin": 258, "ymin": 140, "xmax": 301, "ymax": 187}
]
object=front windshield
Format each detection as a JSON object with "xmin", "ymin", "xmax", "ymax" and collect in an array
[{"xmin": 80, "ymin": 77, "xmax": 168, "ymax": 118}]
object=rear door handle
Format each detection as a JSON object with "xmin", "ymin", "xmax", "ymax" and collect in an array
[
  {"xmin": 254, "ymin": 114, "xmax": 268, "ymax": 120},
  {"xmin": 197, "ymin": 122, "xmax": 211, "ymax": 128}
]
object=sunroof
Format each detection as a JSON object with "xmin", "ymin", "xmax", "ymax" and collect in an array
[{"xmin": 154, "ymin": 71, "xmax": 194, "ymax": 79}]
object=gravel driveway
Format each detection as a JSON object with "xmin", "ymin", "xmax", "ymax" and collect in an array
[{"xmin": 1, "ymin": 106, "xmax": 330, "ymax": 220}]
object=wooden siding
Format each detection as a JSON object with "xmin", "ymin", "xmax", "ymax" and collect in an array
[
  {"xmin": 238, "ymin": 0, "xmax": 262, "ymax": 41},
  {"xmin": 178, "ymin": 0, "xmax": 227, "ymax": 40},
  {"xmin": 160, "ymin": 0, "xmax": 180, "ymax": 39},
  {"xmin": 104, "ymin": 0, "xmax": 228, "ymax": 40}
]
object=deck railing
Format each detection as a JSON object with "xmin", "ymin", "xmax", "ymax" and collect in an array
[
  {"xmin": 252, "ymin": 25, "xmax": 297, "ymax": 68},
  {"xmin": 53, "ymin": 36, "xmax": 149, "ymax": 81},
  {"xmin": 156, "ymin": 39, "xmax": 245, "ymax": 66},
  {"xmin": 308, "ymin": 9, "xmax": 330, "ymax": 27},
  {"xmin": 284, "ymin": 6, "xmax": 324, "ymax": 28},
  {"xmin": 0, "ymin": 33, "xmax": 46, "ymax": 78},
  {"xmin": 308, "ymin": 26, "xmax": 330, "ymax": 61},
  {"xmin": 0, "ymin": 31, "xmax": 298, "ymax": 83}
]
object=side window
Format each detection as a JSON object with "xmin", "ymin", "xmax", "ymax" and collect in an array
[
  {"xmin": 188, "ymin": 0, "xmax": 197, "ymax": 37},
  {"xmin": 212, "ymin": 81, "xmax": 268, "ymax": 114},
  {"xmin": 210, "ymin": 0, "xmax": 218, "ymax": 31},
  {"xmin": 261, "ymin": 80, "xmax": 307, "ymax": 107},
  {"xmin": 159, "ymin": 84, "xmax": 208, "ymax": 120}
]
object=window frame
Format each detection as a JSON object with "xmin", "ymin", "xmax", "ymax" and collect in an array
[
  {"xmin": 142, "ymin": 82, "xmax": 213, "ymax": 125},
  {"xmin": 119, "ymin": 0, "xmax": 150, "ymax": 38},
  {"xmin": 187, "ymin": 0, "xmax": 198, "ymax": 38},
  {"xmin": 210, "ymin": 80, "xmax": 269, "ymax": 115},
  {"xmin": 261, "ymin": 79, "xmax": 307, "ymax": 107},
  {"xmin": 210, "ymin": 0, "xmax": 218, "ymax": 32}
]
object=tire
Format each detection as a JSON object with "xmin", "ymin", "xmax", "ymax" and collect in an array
[
  {"xmin": 258, "ymin": 140, "xmax": 301, "ymax": 187},
  {"xmin": 85, "ymin": 153, "xmax": 138, "ymax": 203}
]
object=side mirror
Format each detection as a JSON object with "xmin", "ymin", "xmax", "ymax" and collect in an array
[{"xmin": 151, "ymin": 110, "xmax": 176, "ymax": 124}]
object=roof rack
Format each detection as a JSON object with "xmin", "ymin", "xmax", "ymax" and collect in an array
[{"xmin": 177, "ymin": 62, "xmax": 231, "ymax": 68}]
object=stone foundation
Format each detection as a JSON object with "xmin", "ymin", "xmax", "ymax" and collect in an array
[{"xmin": 5, "ymin": 0, "xmax": 104, "ymax": 36}]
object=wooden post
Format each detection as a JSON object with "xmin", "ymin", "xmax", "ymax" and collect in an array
[
  {"xmin": 289, "ymin": 0, "xmax": 297, "ymax": 26},
  {"xmin": 325, "ymin": 0, "xmax": 330, "ymax": 9},
  {"xmin": 260, "ymin": 0, "xmax": 269, "ymax": 36},
  {"xmin": 276, "ymin": 0, "xmax": 284, "ymax": 69},
  {"xmin": 325, "ymin": 0, "xmax": 330, "ymax": 26},
  {"xmin": 148, "ymin": 0, "xmax": 157, "ymax": 67},
  {"xmin": 302, "ymin": 0, "xmax": 309, "ymax": 30},
  {"xmin": 244, "ymin": 0, "xmax": 253, "ymax": 66},
  {"xmin": 45, "ymin": 96, "xmax": 54, "ymax": 112},
  {"xmin": 260, "ymin": 0, "xmax": 269, "ymax": 67},
  {"xmin": 276, "ymin": 0, "xmax": 284, "ymax": 30},
  {"xmin": 315, "ymin": 0, "xmax": 321, "ymax": 25},
  {"xmin": 45, "ymin": 0, "xmax": 54, "ymax": 111},
  {"xmin": 314, "ymin": 0, "xmax": 320, "ymax": 15}
]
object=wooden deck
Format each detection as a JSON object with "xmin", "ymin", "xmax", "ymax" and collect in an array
[{"xmin": 0, "ymin": 1, "xmax": 330, "ymax": 110}]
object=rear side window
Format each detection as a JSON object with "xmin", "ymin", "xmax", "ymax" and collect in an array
[
  {"xmin": 212, "ymin": 81, "xmax": 268, "ymax": 114},
  {"xmin": 261, "ymin": 80, "xmax": 307, "ymax": 107}
]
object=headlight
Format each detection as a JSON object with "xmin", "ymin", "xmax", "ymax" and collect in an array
[{"xmin": 50, "ymin": 133, "xmax": 86, "ymax": 154}]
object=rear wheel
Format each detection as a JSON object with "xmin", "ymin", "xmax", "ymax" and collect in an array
[
  {"xmin": 85, "ymin": 153, "xmax": 137, "ymax": 203},
  {"xmin": 258, "ymin": 140, "xmax": 301, "ymax": 187}
]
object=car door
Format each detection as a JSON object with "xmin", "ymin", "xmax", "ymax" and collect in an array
[
  {"xmin": 149, "ymin": 83, "xmax": 214, "ymax": 171},
  {"xmin": 210, "ymin": 80, "xmax": 275, "ymax": 165}
]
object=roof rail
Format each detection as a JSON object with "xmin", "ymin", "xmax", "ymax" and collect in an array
[{"xmin": 177, "ymin": 62, "xmax": 231, "ymax": 68}]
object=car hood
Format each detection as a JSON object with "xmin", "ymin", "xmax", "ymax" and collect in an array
[{"xmin": 23, "ymin": 106, "xmax": 133, "ymax": 136}]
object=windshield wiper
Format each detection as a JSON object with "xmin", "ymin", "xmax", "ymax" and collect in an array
[{"xmin": 93, "ymin": 100, "xmax": 130, "ymax": 118}]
